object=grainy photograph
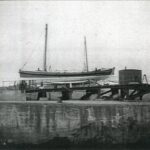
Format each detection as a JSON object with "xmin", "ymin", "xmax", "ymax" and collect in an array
[{"xmin": 0, "ymin": 1, "xmax": 150, "ymax": 150}]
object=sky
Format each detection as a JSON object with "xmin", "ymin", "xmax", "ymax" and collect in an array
[{"xmin": 0, "ymin": 1, "xmax": 150, "ymax": 81}]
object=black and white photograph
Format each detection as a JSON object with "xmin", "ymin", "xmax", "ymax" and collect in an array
[{"xmin": 0, "ymin": 0, "xmax": 150, "ymax": 149}]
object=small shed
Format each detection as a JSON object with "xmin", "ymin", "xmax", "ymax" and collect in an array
[{"xmin": 119, "ymin": 69, "xmax": 142, "ymax": 85}]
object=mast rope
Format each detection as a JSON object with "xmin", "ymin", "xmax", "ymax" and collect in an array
[{"xmin": 21, "ymin": 31, "xmax": 43, "ymax": 70}]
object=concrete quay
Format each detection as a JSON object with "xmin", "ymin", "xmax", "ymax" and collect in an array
[{"xmin": 0, "ymin": 100, "xmax": 149, "ymax": 147}]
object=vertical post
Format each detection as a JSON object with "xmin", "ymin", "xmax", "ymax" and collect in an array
[
  {"xmin": 84, "ymin": 36, "xmax": 89, "ymax": 72},
  {"xmin": 44, "ymin": 24, "xmax": 48, "ymax": 71},
  {"xmin": 97, "ymin": 88, "xmax": 101, "ymax": 99},
  {"xmin": 48, "ymin": 92, "xmax": 51, "ymax": 100}
]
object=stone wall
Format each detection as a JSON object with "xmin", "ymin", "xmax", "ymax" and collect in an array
[{"xmin": 0, "ymin": 101, "xmax": 149, "ymax": 146}]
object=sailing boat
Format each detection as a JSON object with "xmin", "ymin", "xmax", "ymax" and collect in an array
[{"xmin": 19, "ymin": 24, "xmax": 115, "ymax": 83}]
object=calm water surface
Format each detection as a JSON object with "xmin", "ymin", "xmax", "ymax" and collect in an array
[{"xmin": 0, "ymin": 148, "xmax": 149, "ymax": 150}]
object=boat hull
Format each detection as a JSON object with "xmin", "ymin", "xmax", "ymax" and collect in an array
[{"xmin": 19, "ymin": 68, "xmax": 115, "ymax": 82}]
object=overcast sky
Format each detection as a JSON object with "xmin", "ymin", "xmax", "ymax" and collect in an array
[{"xmin": 0, "ymin": 1, "xmax": 150, "ymax": 80}]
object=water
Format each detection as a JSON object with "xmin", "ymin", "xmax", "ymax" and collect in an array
[{"xmin": 0, "ymin": 148, "xmax": 149, "ymax": 150}]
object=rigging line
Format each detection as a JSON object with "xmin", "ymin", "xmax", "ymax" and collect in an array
[{"xmin": 21, "ymin": 31, "xmax": 43, "ymax": 70}]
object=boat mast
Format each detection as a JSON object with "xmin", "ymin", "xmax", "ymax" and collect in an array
[
  {"xmin": 84, "ymin": 36, "xmax": 89, "ymax": 72},
  {"xmin": 43, "ymin": 24, "xmax": 48, "ymax": 71}
]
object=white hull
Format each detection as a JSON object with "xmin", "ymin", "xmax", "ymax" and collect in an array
[{"xmin": 21, "ymin": 75, "xmax": 111, "ymax": 83}]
